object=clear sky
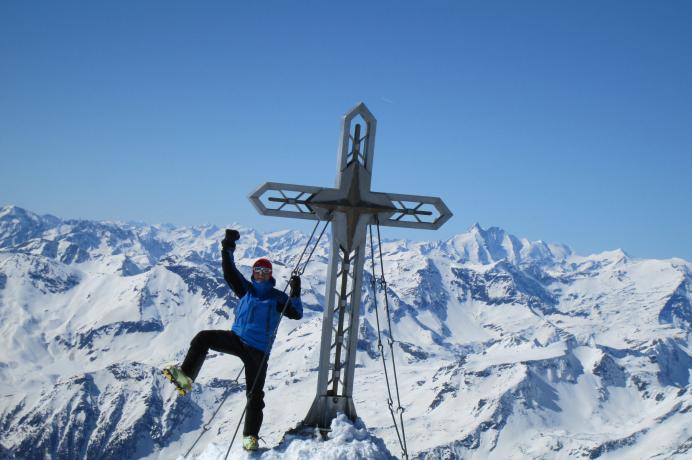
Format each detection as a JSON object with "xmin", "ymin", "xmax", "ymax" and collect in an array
[{"xmin": 1, "ymin": 1, "xmax": 691, "ymax": 261}]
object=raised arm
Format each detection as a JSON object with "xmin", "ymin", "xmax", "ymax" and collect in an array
[{"xmin": 221, "ymin": 229, "xmax": 250, "ymax": 299}]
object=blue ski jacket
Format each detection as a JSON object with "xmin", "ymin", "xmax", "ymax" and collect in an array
[{"xmin": 221, "ymin": 248, "xmax": 303, "ymax": 353}]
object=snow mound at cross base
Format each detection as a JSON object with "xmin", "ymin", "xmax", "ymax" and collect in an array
[{"xmin": 188, "ymin": 414, "xmax": 397, "ymax": 460}]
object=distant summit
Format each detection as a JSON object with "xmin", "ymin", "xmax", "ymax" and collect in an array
[
  {"xmin": 0, "ymin": 204, "xmax": 60, "ymax": 248},
  {"xmin": 442, "ymin": 222, "xmax": 572, "ymax": 265}
]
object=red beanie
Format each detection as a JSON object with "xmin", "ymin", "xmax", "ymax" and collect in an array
[{"xmin": 253, "ymin": 258, "xmax": 272, "ymax": 271}]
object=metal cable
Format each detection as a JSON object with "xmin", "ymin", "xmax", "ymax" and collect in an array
[
  {"xmin": 183, "ymin": 366, "xmax": 244, "ymax": 458},
  {"xmin": 374, "ymin": 217, "xmax": 409, "ymax": 460},
  {"xmin": 291, "ymin": 216, "xmax": 324, "ymax": 275},
  {"xmin": 296, "ymin": 219, "xmax": 329, "ymax": 276},
  {"xmin": 368, "ymin": 224, "xmax": 405, "ymax": 454},
  {"xmin": 223, "ymin": 218, "xmax": 331, "ymax": 459}
]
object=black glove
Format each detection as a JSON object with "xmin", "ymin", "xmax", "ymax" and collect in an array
[
  {"xmin": 221, "ymin": 229, "xmax": 240, "ymax": 250},
  {"xmin": 289, "ymin": 275, "xmax": 301, "ymax": 297}
]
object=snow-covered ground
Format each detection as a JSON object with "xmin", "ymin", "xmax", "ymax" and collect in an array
[
  {"xmin": 0, "ymin": 205, "xmax": 690, "ymax": 459},
  {"xmin": 188, "ymin": 415, "xmax": 395, "ymax": 460}
]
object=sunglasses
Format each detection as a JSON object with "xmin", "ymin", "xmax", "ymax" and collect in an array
[{"xmin": 253, "ymin": 267, "xmax": 272, "ymax": 274}]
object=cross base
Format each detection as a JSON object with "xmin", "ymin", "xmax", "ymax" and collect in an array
[{"xmin": 303, "ymin": 394, "xmax": 358, "ymax": 430}]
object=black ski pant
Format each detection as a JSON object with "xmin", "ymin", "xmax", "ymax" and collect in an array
[{"xmin": 181, "ymin": 330, "xmax": 268, "ymax": 437}]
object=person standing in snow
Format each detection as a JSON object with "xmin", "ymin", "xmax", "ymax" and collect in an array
[{"xmin": 163, "ymin": 229, "xmax": 303, "ymax": 451}]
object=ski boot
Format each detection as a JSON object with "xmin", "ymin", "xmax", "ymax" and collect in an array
[
  {"xmin": 242, "ymin": 435, "xmax": 259, "ymax": 452},
  {"xmin": 162, "ymin": 365, "xmax": 193, "ymax": 396}
]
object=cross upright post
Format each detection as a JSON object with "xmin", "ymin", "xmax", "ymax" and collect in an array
[{"xmin": 249, "ymin": 102, "xmax": 452, "ymax": 431}]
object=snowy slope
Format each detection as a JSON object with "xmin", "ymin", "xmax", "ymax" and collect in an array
[
  {"xmin": 189, "ymin": 415, "xmax": 396, "ymax": 460},
  {"xmin": 0, "ymin": 205, "xmax": 690, "ymax": 459}
]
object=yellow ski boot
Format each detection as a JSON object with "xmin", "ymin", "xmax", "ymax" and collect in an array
[
  {"xmin": 162, "ymin": 365, "xmax": 193, "ymax": 396},
  {"xmin": 242, "ymin": 435, "xmax": 259, "ymax": 451}
]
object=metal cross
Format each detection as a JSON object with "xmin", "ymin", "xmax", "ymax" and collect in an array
[{"xmin": 249, "ymin": 102, "xmax": 452, "ymax": 430}]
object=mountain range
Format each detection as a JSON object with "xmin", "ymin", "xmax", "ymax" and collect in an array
[{"xmin": 0, "ymin": 204, "xmax": 690, "ymax": 459}]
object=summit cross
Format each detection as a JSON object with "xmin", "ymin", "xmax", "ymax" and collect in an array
[{"xmin": 249, "ymin": 102, "xmax": 452, "ymax": 430}]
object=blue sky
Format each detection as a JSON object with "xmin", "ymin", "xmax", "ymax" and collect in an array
[{"xmin": 1, "ymin": 1, "xmax": 691, "ymax": 260}]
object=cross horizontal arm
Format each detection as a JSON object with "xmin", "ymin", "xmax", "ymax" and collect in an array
[
  {"xmin": 249, "ymin": 182, "xmax": 333, "ymax": 221},
  {"xmin": 373, "ymin": 191, "xmax": 453, "ymax": 230}
]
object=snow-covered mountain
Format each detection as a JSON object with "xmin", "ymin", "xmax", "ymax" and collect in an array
[{"xmin": 0, "ymin": 205, "xmax": 689, "ymax": 459}]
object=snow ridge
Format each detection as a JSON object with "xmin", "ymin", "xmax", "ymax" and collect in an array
[{"xmin": 0, "ymin": 205, "xmax": 690, "ymax": 459}]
